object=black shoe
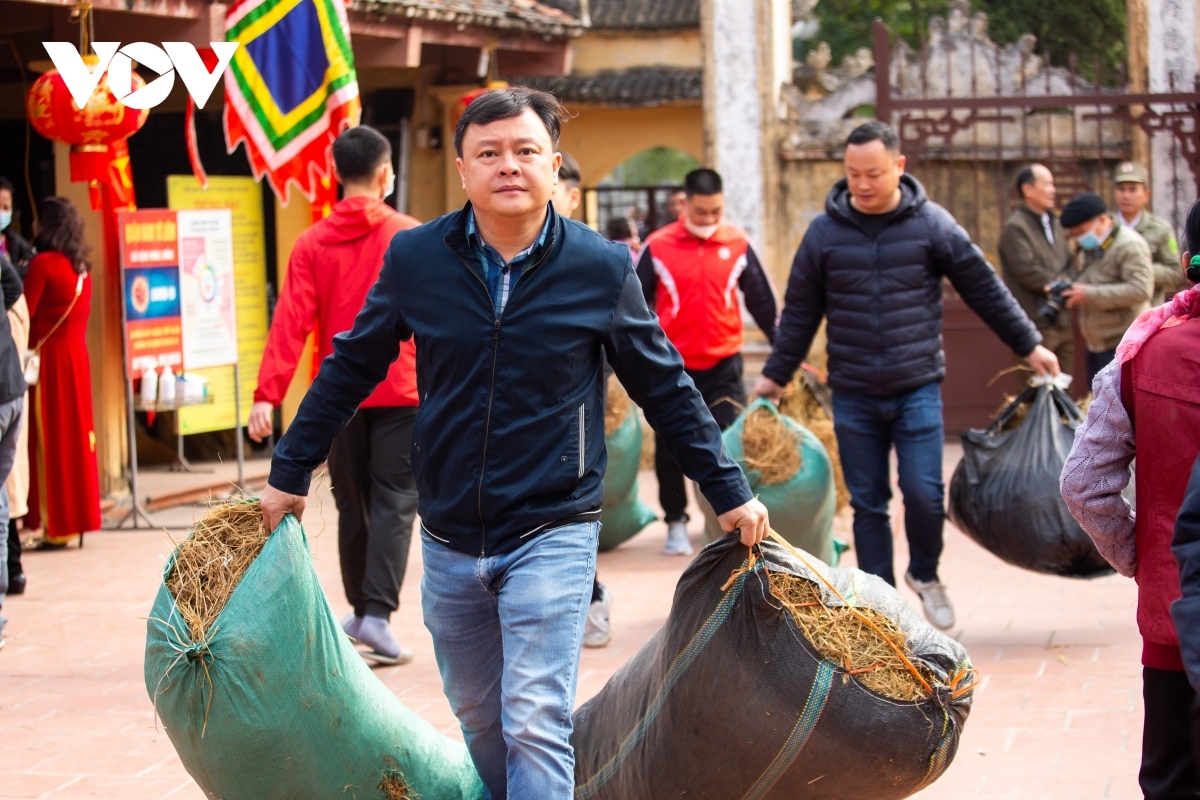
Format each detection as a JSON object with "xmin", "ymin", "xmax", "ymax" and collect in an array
[
  {"xmin": 35, "ymin": 540, "xmax": 68, "ymax": 551},
  {"xmin": 7, "ymin": 572, "xmax": 24, "ymax": 595}
]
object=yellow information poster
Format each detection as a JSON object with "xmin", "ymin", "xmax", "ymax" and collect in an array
[{"xmin": 167, "ymin": 175, "xmax": 269, "ymax": 434}]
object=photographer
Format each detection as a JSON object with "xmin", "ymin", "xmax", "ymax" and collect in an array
[
  {"xmin": 1000, "ymin": 164, "xmax": 1074, "ymax": 370},
  {"xmin": 1058, "ymin": 192, "xmax": 1154, "ymax": 385}
]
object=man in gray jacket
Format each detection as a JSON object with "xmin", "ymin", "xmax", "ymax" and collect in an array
[{"xmin": 1000, "ymin": 164, "xmax": 1074, "ymax": 370}]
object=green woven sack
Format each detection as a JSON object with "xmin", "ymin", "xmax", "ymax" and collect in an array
[
  {"xmin": 701, "ymin": 399, "xmax": 837, "ymax": 564},
  {"xmin": 599, "ymin": 408, "xmax": 656, "ymax": 552},
  {"xmin": 144, "ymin": 515, "xmax": 484, "ymax": 800}
]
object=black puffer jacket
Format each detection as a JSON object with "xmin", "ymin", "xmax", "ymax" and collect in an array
[{"xmin": 763, "ymin": 175, "xmax": 1040, "ymax": 396}]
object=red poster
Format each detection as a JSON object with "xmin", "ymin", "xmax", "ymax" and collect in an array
[{"xmin": 118, "ymin": 210, "xmax": 184, "ymax": 378}]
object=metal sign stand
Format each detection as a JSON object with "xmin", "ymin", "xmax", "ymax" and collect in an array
[
  {"xmin": 233, "ymin": 362, "xmax": 245, "ymax": 491},
  {"xmin": 111, "ymin": 285, "xmax": 155, "ymax": 530}
]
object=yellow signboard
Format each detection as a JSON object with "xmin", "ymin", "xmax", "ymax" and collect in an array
[{"xmin": 167, "ymin": 175, "xmax": 269, "ymax": 434}]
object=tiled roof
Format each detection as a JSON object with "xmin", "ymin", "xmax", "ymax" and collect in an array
[
  {"xmin": 541, "ymin": 0, "xmax": 699, "ymax": 29},
  {"xmin": 512, "ymin": 66, "xmax": 702, "ymax": 107},
  {"xmin": 349, "ymin": 0, "xmax": 583, "ymax": 35}
]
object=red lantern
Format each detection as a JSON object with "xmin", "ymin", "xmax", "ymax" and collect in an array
[
  {"xmin": 25, "ymin": 63, "xmax": 145, "ymax": 212},
  {"xmin": 26, "ymin": 67, "xmax": 147, "ymax": 147}
]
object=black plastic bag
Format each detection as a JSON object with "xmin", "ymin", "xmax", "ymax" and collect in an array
[
  {"xmin": 949, "ymin": 383, "xmax": 1113, "ymax": 578},
  {"xmin": 571, "ymin": 535, "xmax": 974, "ymax": 799}
]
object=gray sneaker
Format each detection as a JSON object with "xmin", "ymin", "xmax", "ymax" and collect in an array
[
  {"xmin": 583, "ymin": 583, "xmax": 612, "ymax": 648},
  {"xmin": 356, "ymin": 615, "xmax": 414, "ymax": 666},
  {"xmin": 663, "ymin": 521, "xmax": 694, "ymax": 556},
  {"xmin": 904, "ymin": 572, "xmax": 956, "ymax": 630},
  {"xmin": 340, "ymin": 611, "xmax": 363, "ymax": 640}
]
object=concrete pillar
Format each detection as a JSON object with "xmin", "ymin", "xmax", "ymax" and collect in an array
[
  {"xmin": 1146, "ymin": 0, "xmax": 1197, "ymax": 232},
  {"xmin": 702, "ymin": 0, "xmax": 792, "ymax": 284},
  {"xmin": 55, "ymin": 143, "xmax": 128, "ymax": 497}
]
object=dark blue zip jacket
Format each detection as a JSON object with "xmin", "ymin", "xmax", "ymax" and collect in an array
[
  {"xmin": 762, "ymin": 175, "xmax": 1041, "ymax": 396},
  {"xmin": 268, "ymin": 203, "xmax": 753, "ymax": 556}
]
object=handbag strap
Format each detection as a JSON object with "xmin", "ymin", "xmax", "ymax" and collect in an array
[{"xmin": 30, "ymin": 272, "xmax": 84, "ymax": 354}]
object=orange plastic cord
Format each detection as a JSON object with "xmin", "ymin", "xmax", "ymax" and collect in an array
[{"xmin": 766, "ymin": 530, "xmax": 934, "ymax": 697}]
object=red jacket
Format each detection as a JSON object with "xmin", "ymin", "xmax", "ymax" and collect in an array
[
  {"xmin": 635, "ymin": 220, "xmax": 777, "ymax": 371},
  {"xmin": 254, "ymin": 196, "xmax": 419, "ymax": 408},
  {"xmin": 1124, "ymin": 316, "xmax": 1200, "ymax": 670}
]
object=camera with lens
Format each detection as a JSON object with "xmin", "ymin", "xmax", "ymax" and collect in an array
[{"xmin": 1039, "ymin": 279, "xmax": 1073, "ymax": 324}]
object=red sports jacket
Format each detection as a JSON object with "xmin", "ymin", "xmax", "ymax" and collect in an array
[
  {"xmin": 635, "ymin": 220, "xmax": 778, "ymax": 371},
  {"xmin": 254, "ymin": 196, "xmax": 419, "ymax": 409},
  {"xmin": 1123, "ymin": 316, "xmax": 1200, "ymax": 670}
]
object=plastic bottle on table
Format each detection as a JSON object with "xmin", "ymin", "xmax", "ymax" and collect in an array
[
  {"xmin": 158, "ymin": 366, "xmax": 176, "ymax": 409},
  {"xmin": 141, "ymin": 366, "xmax": 159, "ymax": 407}
]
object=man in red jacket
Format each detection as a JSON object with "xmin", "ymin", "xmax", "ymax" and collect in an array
[
  {"xmin": 248, "ymin": 126, "xmax": 420, "ymax": 664},
  {"xmin": 636, "ymin": 168, "xmax": 778, "ymax": 555}
]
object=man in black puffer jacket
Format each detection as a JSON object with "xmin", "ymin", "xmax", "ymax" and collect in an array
[{"xmin": 756, "ymin": 122, "xmax": 1059, "ymax": 630}]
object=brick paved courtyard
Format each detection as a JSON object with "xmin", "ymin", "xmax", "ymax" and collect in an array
[{"xmin": 0, "ymin": 445, "xmax": 1144, "ymax": 799}]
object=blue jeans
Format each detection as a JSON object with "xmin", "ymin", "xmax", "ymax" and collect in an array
[
  {"xmin": 832, "ymin": 381, "xmax": 944, "ymax": 586},
  {"xmin": 421, "ymin": 521, "xmax": 599, "ymax": 800}
]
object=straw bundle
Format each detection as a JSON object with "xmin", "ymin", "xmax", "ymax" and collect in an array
[
  {"xmin": 605, "ymin": 375, "xmax": 632, "ymax": 436},
  {"xmin": 166, "ymin": 501, "xmax": 270, "ymax": 641},
  {"xmin": 379, "ymin": 770, "xmax": 415, "ymax": 800},
  {"xmin": 770, "ymin": 571, "xmax": 936, "ymax": 702},
  {"xmin": 995, "ymin": 394, "xmax": 1029, "ymax": 432},
  {"xmin": 780, "ymin": 382, "xmax": 850, "ymax": 509},
  {"xmin": 995, "ymin": 391, "xmax": 1091, "ymax": 433},
  {"xmin": 741, "ymin": 406, "xmax": 802, "ymax": 485}
]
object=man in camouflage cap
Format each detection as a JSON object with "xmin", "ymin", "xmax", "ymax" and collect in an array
[{"xmin": 1113, "ymin": 161, "xmax": 1183, "ymax": 305}]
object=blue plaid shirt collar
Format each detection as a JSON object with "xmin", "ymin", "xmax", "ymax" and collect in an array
[{"xmin": 466, "ymin": 206, "xmax": 552, "ymax": 316}]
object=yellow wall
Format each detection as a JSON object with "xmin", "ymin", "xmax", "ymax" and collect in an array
[
  {"xmin": 561, "ymin": 104, "xmax": 705, "ymax": 187},
  {"xmin": 272, "ymin": 194, "xmax": 317, "ymax": 430},
  {"xmin": 570, "ymin": 30, "xmax": 702, "ymax": 73}
]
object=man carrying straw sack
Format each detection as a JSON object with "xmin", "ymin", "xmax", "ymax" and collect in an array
[
  {"xmin": 260, "ymin": 87, "xmax": 769, "ymax": 800},
  {"xmin": 636, "ymin": 167, "xmax": 778, "ymax": 556},
  {"xmin": 755, "ymin": 121, "xmax": 1059, "ymax": 631},
  {"xmin": 248, "ymin": 126, "xmax": 421, "ymax": 665}
]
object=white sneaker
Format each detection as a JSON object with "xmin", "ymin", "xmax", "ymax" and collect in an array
[
  {"xmin": 904, "ymin": 572, "xmax": 956, "ymax": 630},
  {"xmin": 583, "ymin": 583, "xmax": 612, "ymax": 648},
  {"xmin": 663, "ymin": 521, "xmax": 694, "ymax": 556},
  {"xmin": 340, "ymin": 611, "xmax": 363, "ymax": 640}
]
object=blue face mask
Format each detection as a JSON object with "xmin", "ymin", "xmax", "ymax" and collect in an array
[
  {"xmin": 0, "ymin": 211, "xmax": 10, "ymax": 232},
  {"xmin": 1075, "ymin": 231, "xmax": 1102, "ymax": 251}
]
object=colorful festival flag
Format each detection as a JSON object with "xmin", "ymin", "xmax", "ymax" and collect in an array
[{"xmin": 222, "ymin": 0, "xmax": 360, "ymax": 204}]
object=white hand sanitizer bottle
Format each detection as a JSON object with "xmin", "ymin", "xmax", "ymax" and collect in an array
[
  {"xmin": 158, "ymin": 366, "xmax": 176, "ymax": 408},
  {"xmin": 141, "ymin": 366, "xmax": 159, "ymax": 407}
]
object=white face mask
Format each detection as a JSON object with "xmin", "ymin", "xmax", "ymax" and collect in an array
[
  {"xmin": 684, "ymin": 218, "xmax": 720, "ymax": 240},
  {"xmin": 383, "ymin": 171, "xmax": 396, "ymax": 200}
]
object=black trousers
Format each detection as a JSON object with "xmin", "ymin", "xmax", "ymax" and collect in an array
[
  {"xmin": 326, "ymin": 406, "xmax": 419, "ymax": 620},
  {"xmin": 655, "ymin": 353, "xmax": 745, "ymax": 523},
  {"xmin": 1086, "ymin": 348, "xmax": 1117, "ymax": 387},
  {"xmin": 1141, "ymin": 667, "xmax": 1200, "ymax": 799},
  {"xmin": 6, "ymin": 519, "xmax": 19, "ymax": 578}
]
